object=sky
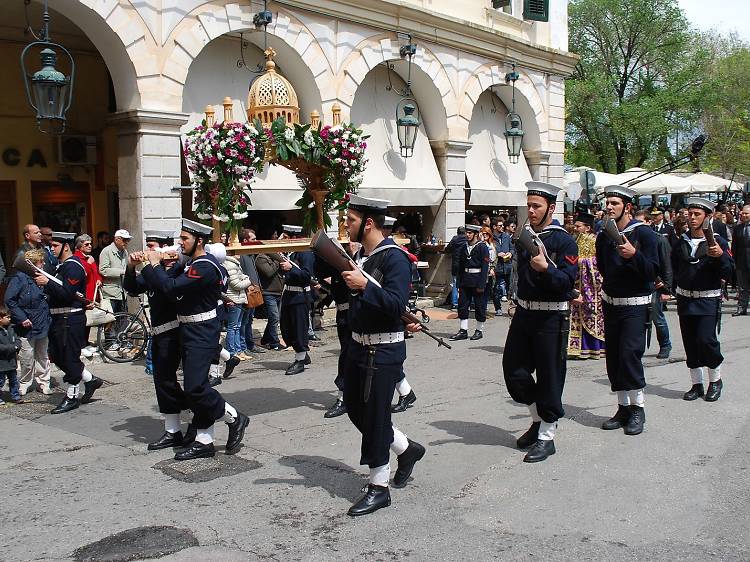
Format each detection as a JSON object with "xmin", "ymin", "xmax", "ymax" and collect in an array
[{"xmin": 677, "ymin": 0, "xmax": 750, "ymax": 42}]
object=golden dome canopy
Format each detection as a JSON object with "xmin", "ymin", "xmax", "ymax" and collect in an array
[{"xmin": 247, "ymin": 48, "xmax": 300, "ymax": 128}]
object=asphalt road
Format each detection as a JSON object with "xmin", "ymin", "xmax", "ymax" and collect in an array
[{"xmin": 1, "ymin": 304, "xmax": 749, "ymax": 561}]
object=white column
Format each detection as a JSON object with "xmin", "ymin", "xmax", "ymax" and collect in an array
[
  {"xmin": 431, "ymin": 140, "xmax": 472, "ymax": 242},
  {"xmin": 108, "ymin": 110, "xmax": 188, "ymax": 248}
]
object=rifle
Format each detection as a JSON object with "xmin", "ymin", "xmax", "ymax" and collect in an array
[
  {"xmin": 511, "ymin": 225, "xmax": 557, "ymax": 268},
  {"xmin": 702, "ymin": 218, "xmax": 717, "ymax": 248},
  {"xmin": 310, "ymin": 230, "xmax": 451, "ymax": 349},
  {"xmin": 603, "ymin": 217, "xmax": 627, "ymax": 245}
]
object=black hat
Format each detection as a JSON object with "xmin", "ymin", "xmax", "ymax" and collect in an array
[
  {"xmin": 347, "ymin": 194, "xmax": 390, "ymax": 215},
  {"xmin": 604, "ymin": 184, "xmax": 638, "ymax": 203},
  {"xmin": 51, "ymin": 232, "xmax": 76, "ymax": 243},
  {"xmin": 526, "ymin": 181, "xmax": 562, "ymax": 202},
  {"xmin": 574, "ymin": 212, "xmax": 595, "ymax": 227},
  {"xmin": 144, "ymin": 230, "xmax": 176, "ymax": 244},
  {"xmin": 686, "ymin": 197, "xmax": 715, "ymax": 213},
  {"xmin": 181, "ymin": 218, "xmax": 213, "ymax": 238}
]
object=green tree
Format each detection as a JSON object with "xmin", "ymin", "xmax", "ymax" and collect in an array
[{"xmin": 566, "ymin": 0, "xmax": 713, "ymax": 173}]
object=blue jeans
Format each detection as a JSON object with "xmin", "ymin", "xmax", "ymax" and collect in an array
[
  {"xmin": 145, "ymin": 338, "xmax": 153, "ymax": 373},
  {"xmin": 225, "ymin": 304, "xmax": 244, "ymax": 355},
  {"xmin": 241, "ymin": 307, "xmax": 256, "ymax": 351},
  {"xmin": 451, "ymin": 275, "xmax": 458, "ymax": 306},
  {"xmin": 262, "ymin": 293, "xmax": 282, "ymax": 346},
  {"xmin": 651, "ymin": 292, "xmax": 671, "ymax": 348},
  {"xmin": 0, "ymin": 369, "xmax": 20, "ymax": 401}
]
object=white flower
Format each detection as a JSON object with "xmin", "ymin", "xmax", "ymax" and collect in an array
[
  {"xmin": 207, "ymin": 171, "xmax": 219, "ymax": 182},
  {"xmin": 224, "ymin": 159, "xmax": 233, "ymax": 165},
  {"xmin": 343, "ymin": 132, "xmax": 350, "ymax": 140},
  {"xmin": 331, "ymin": 149, "xmax": 337, "ymax": 156},
  {"xmin": 233, "ymin": 212, "xmax": 249, "ymax": 220},
  {"xmin": 304, "ymin": 130, "xmax": 314, "ymax": 145},
  {"xmin": 351, "ymin": 159, "xmax": 357, "ymax": 165},
  {"xmin": 220, "ymin": 140, "xmax": 227, "ymax": 148},
  {"xmin": 197, "ymin": 212, "xmax": 212, "ymax": 220},
  {"xmin": 284, "ymin": 128, "xmax": 295, "ymax": 141},
  {"xmin": 247, "ymin": 126, "xmax": 258, "ymax": 136},
  {"xmin": 212, "ymin": 214, "xmax": 230, "ymax": 222},
  {"xmin": 331, "ymin": 125, "xmax": 342, "ymax": 133}
]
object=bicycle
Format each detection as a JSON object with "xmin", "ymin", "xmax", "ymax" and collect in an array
[{"xmin": 96, "ymin": 299, "xmax": 152, "ymax": 363}]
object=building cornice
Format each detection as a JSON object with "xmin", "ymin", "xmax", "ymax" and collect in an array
[{"xmin": 271, "ymin": 0, "xmax": 580, "ymax": 76}]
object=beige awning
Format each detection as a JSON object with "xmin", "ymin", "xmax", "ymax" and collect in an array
[{"xmin": 245, "ymin": 165, "xmax": 303, "ymax": 211}]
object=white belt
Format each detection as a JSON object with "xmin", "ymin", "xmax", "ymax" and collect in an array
[
  {"xmin": 152, "ymin": 319, "xmax": 180, "ymax": 335},
  {"xmin": 517, "ymin": 299, "xmax": 569, "ymax": 312},
  {"xmin": 351, "ymin": 331, "xmax": 405, "ymax": 345},
  {"xmin": 50, "ymin": 307, "xmax": 83, "ymax": 315},
  {"xmin": 336, "ymin": 303, "xmax": 350, "ymax": 312},
  {"xmin": 177, "ymin": 309, "xmax": 218, "ymax": 324},
  {"xmin": 602, "ymin": 293, "xmax": 651, "ymax": 306},
  {"xmin": 676, "ymin": 287, "xmax": 722, "ymax": 299},
  {"xmin": 465, "ymin": 268, "xmax": 481, "ymax": 274},
  {"xmin": 285, "ymin": 285, "xmax": 311, "ymax": 292}
]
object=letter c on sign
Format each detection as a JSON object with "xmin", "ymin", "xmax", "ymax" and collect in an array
[{"xmin": 2, "ymin": 148, "xmax": 21, "ymax": 166}]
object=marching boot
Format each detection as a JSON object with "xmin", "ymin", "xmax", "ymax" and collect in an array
[
  {"xmin": 469, "ymin": 329, "xmax": 483, "ymax": 341},
  {"xmin": 324, "ymin": 398, "xmax": 347, "ymax": 418},
  {"xmin": 208, "ymin": 376, "xmax": 222, "ymax": 387},
  {"xmin": 285, "ymin": 360, "xmax": 305, "ymax": 376},
  {"xmin": 223, "ymin": 356, "xmax": 241, "ymax": 379},
  {"xmin": 304, "ymin": 353, "xmax": 312, "ymax": 365},
  {"xmin": 391, "ymin": 390, "xmax": 417, "ymax": 413},
  {"xmin": 393, "ymin": 439, "xmax": 426, "ymax": 488},
  {"xmin": 601, "ymin": 405, "xmax": 631, "ymax": 430},
  {"xmin": 523, "ymin": 439, "xmax": 556, "ymax": 463},
  {"xmin": 705, "ymin": 379, "xmax": 723, "ymax": 402},
  {"xmin": 174, "ymin": 441, "xmax": 215, "ymax": 461},
  {"xmin": 449, "ymin": 329, "xmax": 468, "ymax": 341},
  {"xmin": 656, "ymin": 346, "xmax": 672, "ymax": 359},
  {"xmin": 225, "ymin": 412, "xmax": 250, "ymax": 454},
  {"xmin": 181, "ymin": 424, "xmax": 197, "ymax": 446},
  {"xmin": 347, "ymin": 484, "xmax": 391, "ymax": 516},
  {"xmin": 624, "ymin": 406, "xmax": 645, "ymax": 435},
  {"xmin": 80, "ymin": 377, "xmax": 103, "ymax": 404},
  {"xmin": 51, "ymin": 396, "xmax": 79, "ymax": 414},
  {"xmin": 683, "ymin": 384, "xmax": 704, "ymax": 401},
  {"xmin": 516, "ymin": 421, "xmax": 541, "ymax": 449},
  {"xmin": 148, "ymin": 431, "xmax": 184, "ymax": 451}
]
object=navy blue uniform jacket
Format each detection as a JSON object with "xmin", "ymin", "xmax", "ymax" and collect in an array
[
  {"xmin": 515, "ymin": 223, "xmax": 578, "ymax": 302},
  {"xmin": 458, "ymin": 242, "xmax": 490, "ymax": 289},
  {"xmin": 123, "ymin": 264, "xmax": 179, "ymax": 328},
  {"xmin": 595, "ymin": 220, "xmax": 659, "ymax": 298},
  {"xmin": 672, "ymin": 234, "xmax": 733, "ymax": 316},
  {"xmin": 45, "ymin": 256, "xmax": 87, "ymax": 313},
  {"xmin": 282, "ymin": 250, "xmax": 314, "ymax": 306}
]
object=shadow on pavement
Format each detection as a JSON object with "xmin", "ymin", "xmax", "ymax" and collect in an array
[
  {"xmin": 254, "ymin": 455, "xmax": 361, "ymax": 501},
  {"xmin": 428, "ymin": 420, "xmax": 517, "ymax": 450},
  {"xmin": 111, "ymin": 415, "xmax": 161, "ymax": 444},
  {"xmin": 646, "ymin": 382, "xmax": 686, "ymax": 400},
  {"xmin": 223, "ymin": 386, "xmax": 336, "ymax": 415},
  {"xmin": 563, "ymin": 403, "xmax": 610, "ymax": 428}
]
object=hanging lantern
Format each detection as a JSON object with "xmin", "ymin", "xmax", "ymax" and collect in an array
[
  {"xmin": 396, "ymin": 100, "xmax": 420, "ymax": 158},
  {"xmin": 504, "ymin": 65, "xmax": 524, "ymax": 164}
]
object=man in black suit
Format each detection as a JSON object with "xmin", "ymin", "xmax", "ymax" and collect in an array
[
  {"xmin": 651, "ymin": 208, "xmax": 677, "ymax": 247},
  {"xmin": 732, "ymin": 204, "xmax": 750, "ymax": 316},
  {"xmin": 712, "ymin": 205, "xmax": 730, "ymax": 241},
  {"xmin": 445, "ymin": 226, "xmax": 467, "ymax": 310}
]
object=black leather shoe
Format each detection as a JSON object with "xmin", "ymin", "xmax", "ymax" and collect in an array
[
  {"xmin": 656, "ymin": 346, "xmax": 672, "ymax": 359},
  {"xmin": 469, "ymin": 329, "xmax": 483, "ymax": 341},
  {"xmin": 304, "ymin": 353, "xmax": 312, "ymax": 365},
  {"xmin": 449, "ymin": 329, "xmax": 468, "ymax": 341},
  {"xmin": 516, "ymin": 421, "xmax": 541, "ymax": 449},
  {"xmin": 181, "ymin": 424, "xmax": 196, "ymax": 446},
  {"xmin": 601, "ymin": 405, "xmax": 631, "ymax": 430},
  {"xmin": 732, "ymin": 309, "xmax": 747, "ymax": 317},
  {"xmin": 347, "ymin": 484, "xmax": 391, "ymax": 516},
  {"xmin": 80, "ymin": 377, "xmax": 103, "ymax": 404},
  {"xmin": 285, "ymin": 360, "xmax": 305, "ymax": 376},
  {"xmin": 624, "ymin": 406, "xmax": 645, "ymax": 435},
  {"xmin": 391, "ymin": 390, "xmax": 417, "ymax": 413},
  {"xmin": 51, "ymin": 396, "xmax": 79, "ymax": 414},
  {"xmin": 248, "ymin": 346, "xmax": 266, "ymax": 354},
  {"xmin": 223, "ymin": 356, "xmax": 241, "ymax": 379},
  {"xmin": 705, "ymin": 379, "xmax": 723, "ymax": 402},
  {"xmin": 309, "ymin": 334, "xmax": 321, "ymax": 342},
  {"xmin": 225, "ymin": 412, "xmax": 250, "ymax": 454},
  {"xmin": 209, "ymin": 376, "xmax": 222, "ymax": 387},
  {"xmin": 267, "ymin": 344, "xmax": 283, "ymax": 351},
  {"xmin": 324, "ymin": 399, "xmax": 347, "ymax": 418},
  {"xmin": 148, "ymin": 431, "xmax": 183, "ymax": 451},
  {"xmin": 683, "ymin": 384, "xmax": 704, "ymax": 401},
  {"xmin": 393, "ymin": 439, "xmax": 426, "ymax": 487},
  {"xmin": 174, "ymin": 441, "xmax": 215, "ymax": 460},
  {"xmin": 523, "ymin": 439, "xmax": 556, "ymax": 463}
]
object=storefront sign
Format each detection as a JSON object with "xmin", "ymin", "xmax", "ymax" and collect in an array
[{"xmin": 2, "ymin": 148, "xmax": 47, "ymax": 168}]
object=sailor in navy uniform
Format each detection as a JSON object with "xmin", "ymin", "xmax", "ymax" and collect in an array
[
  {"xmin": 502, "ymin": 182, "xmax": 578, "ymax": 463},
  {"xmin": 279, "ymin": 224, "xmax": 315, "ymax": 376},
  {"xmin": 596, "ymin": 185, "xmax": 660, "ymax": 436},
  {"xmin": 341, "ymin": 194, "xmax": 426, "ymax": 517},
  {"xmin": 35, "ymin": 232, "xmax": 103, "ymax": 414},
  {"xmin": 123, "ymin": 230, "xmax": 190, "ymax": 450},
  {"xmin": 450, "ymin": 224, "xmax": 490, "ymax": 341},
  {"xmin": 142, "ymin": 219, "xmax": 249, "ymax": 461},
  {"xmin": 673, "ymin": 198, "xmax": 734, "ymax": 402}
]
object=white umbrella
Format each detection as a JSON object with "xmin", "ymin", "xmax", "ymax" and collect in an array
[
  {"xmin": 682, "ymin": 172, "xmax": 740, "ymax": 193},
  {"xmin": 613, "ymin": 168, "xmax": 693, "ymax": 195}
]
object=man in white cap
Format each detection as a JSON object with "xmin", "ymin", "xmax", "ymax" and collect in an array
[
  {"xmin": 99, "ymin": 229, "xmax": 131, "ymax": 320},
  {"xmin": 502, "ymin": 182, "xmax": 578, "ymax": 462},
  {"xmin": 596, "ymin": 185, "xmax": 660, "ymax": 436},
  {"xmin": 450, "ymin": 223, "xmax": 490, "ymax": 341},
  {"xmin": 673, "ymin": 198, "xmax": 733, "ymax": 402}
]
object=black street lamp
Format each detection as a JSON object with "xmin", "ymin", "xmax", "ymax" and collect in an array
[
  {"xmin": 386, "ymin": 37, "xmax": 421, "ymax": 158},
  {"xmin": 504, "ymin": 64, "xmax": 524, "ymax": 164},
  {"xmin": 20, "ymin": 0, "xmax": 75, "ymax": 134}
]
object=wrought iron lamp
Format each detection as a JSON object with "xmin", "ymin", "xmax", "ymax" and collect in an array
[
  {"xmin": 388, "ymin": 38, "xmax": 421, "ymax": 158},
  {"xmin": 20, "ymin": 0, "xmax": 75, "ymax": 134},
  {"xmin": 504, "ymin": 64, "xmax": 524, "ymax": 164}
]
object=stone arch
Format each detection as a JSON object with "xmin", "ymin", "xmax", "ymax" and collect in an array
[
  {"xmin": 41, "ymin": 0, "xmax": 145, "ymax": 110},
  {"xmin": 457, "ymin": 64, "xmax": 548, "ymax": 153},
  {"xmin": 165, "ymin": 2, "xmax": 333, "ymax": 116},
  {"xmin": 338, "ymin": 35, "xmax": 453, "ymax": 141}
]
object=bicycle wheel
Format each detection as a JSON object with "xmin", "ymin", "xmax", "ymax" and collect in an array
[{"xmin": 97, "ymin": 312, "xmax": 149, "ymax": 363}]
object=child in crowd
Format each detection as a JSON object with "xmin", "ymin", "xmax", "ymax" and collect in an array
[{"xmin": 0, "ymin": 305, "xmax": 22, "ymax": 405}]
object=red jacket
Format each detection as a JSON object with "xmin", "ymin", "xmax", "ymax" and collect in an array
[{"xmin": 74, "ymin": 250, "xmax": 103, "ymax": 300}]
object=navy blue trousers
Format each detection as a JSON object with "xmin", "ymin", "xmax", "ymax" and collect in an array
[
  {"xmin": 48, "ymin": 313, "xmax": 86, "ymax": 385},
  {"xmin": 280, "ymin": 302, "xmax": 310, "ymax": 353},
  {"xmin": 679, "ymin": 314, "xmax": 723, "ymax": 369},
  {"xmin": 603, "ymin": 303, "xmax": 648, "ymax": 391},
  {"xmin": 152, "ymin": 331, "xmax": 187, "ymax": 414}
]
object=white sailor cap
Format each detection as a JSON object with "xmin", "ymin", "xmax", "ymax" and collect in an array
[
  {"xmin": 181, "ymin": 218, "xmax": 213, "ymax": 237},
  {"xmin": 282, "ymin": 224, "xmax": 303, "ymax": 234},
  {"xmin": 347, "ymin": 193, "xmax": 390, "ymax": 215},
  {"xmin": 604, "ymin": 184, "xmax": 639, "ymax": 203},
  {"xmin": 384, "ymin": 216, "xmax": 397, "ymax": 228},
  {"xmin": 465, "ymin": 224, "xmax": 482, "ymax": 232},
  {"xmin": 526, "ymin": 181, "xmax": 563, "ymax": 201},
  {"xmin": 685, "ymin": 197, "xmax": 716, "ymax": 213},
  {"xmin": 51, "ymin": 231, "xmax": 77, "ymax": 243},
  {"xmin": 144, "ymin": 230, "xmax": 176, "ymax": 243}
]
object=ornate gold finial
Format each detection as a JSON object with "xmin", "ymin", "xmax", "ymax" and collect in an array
[
  {"xmin": 223, "ymin": 97, "xmax": 233, "ymax": 123},
  {"xmin": 332, "ymin": 103, "xmax": 341, "ymax": 125},
  {"xmin": 204, "ymin": 105, "xmax": 215, "ymax": 127},
  {"xmin": 264, "ymin": 47, "xmax": 277, "ymax": 71},
  {"xmin": 247, "ymin": 46, "xmax": 300, "ymax": 127},
  {"xmin": 310, "ymin": 110, "xmax": 320, "ymax": 129}
]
